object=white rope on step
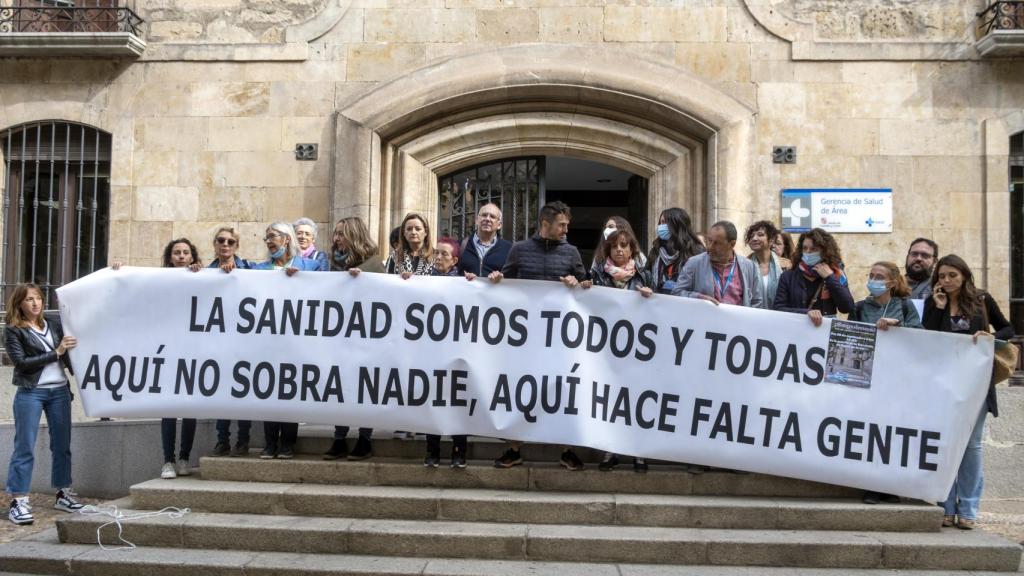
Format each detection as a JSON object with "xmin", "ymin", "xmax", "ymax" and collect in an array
[{"xmin": 76, "ymin": 504, "xmax": 190, "ymax": 551}]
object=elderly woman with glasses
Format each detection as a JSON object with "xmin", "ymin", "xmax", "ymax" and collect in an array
[
  {"xmin": 253, "ymin": 222, "xmax": 322, "ymax": 459},
  {"xmin": 294, "ymin": 217, "xmax": 328, "ymax": 272}
]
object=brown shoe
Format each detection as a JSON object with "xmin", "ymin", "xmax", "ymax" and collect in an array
[
  {"xmin": 942, "ymin": 515, "xmax": 956, "ymax": 527},
  {"xmin": 957, "ymin": 517, "xmax": 976, "ymax": 530}
]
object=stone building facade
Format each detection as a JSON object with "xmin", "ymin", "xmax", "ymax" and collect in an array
[{"xmin": 0, "ymin": 0, "xmax": 1021, "ymax": 329}]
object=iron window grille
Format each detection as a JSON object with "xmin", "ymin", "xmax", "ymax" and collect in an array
[
  {"xmin": 438, "ymin": 157, "xmax": 545, "ymax": 244},
  {"xmin": 1, "ymin": 121, "xmax": 111, "ymax": 309},
  {"xmin": 0, "ymin": 0, "xmax": 143, "ymax": 35}
]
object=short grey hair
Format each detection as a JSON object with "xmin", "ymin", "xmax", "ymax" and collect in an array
[
  {"xmin": 711, "ymin": 220, "xmax": 737, "ymax": 243},
  {"xmin": 293, "ymin": 217, "xmax": 318, "ymax": 238},
  {"xmin": 268, "ymin": 222, "xmax": 300, "ymax": 261}
]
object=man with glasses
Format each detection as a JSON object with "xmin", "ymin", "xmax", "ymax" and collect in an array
[
  {"xmin": 207, "ymin": 227, "xmax": 253, "ymax": 456},
  {"xmin": 905, "ymin": 238, "xmax": 938, "ymax": 301},
  {"xmin": 457, "ymin": 203, "xmax": 512, "ymax": 279}
]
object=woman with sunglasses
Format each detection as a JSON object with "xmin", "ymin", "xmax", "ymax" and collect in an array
[
  {"xmin": 208, "ymin": 227, "xmax": 253, "ymax": 275},
  {"xmin": 207, "ymin": 227, "xmax": 254, "ymax": 455}
]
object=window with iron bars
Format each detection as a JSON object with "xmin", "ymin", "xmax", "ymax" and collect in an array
[
  {"xmin": 437, "ymin": 157, "xmax": 545, "ymax": 244},
  {"xmin": 1, "ymin": 121, "xmax": 111, "ymax": 309}
]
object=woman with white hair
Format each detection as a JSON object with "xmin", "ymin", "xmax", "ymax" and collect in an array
[
  {"xmin": 253, "ymin": 222, "xmax": 321, "ymax": 458},
  {"xmin": 252, "ymin": 222, "xmax": 322, "ymax": 274},
  {"xmin": 294, "ymin": 217, "xmax": 328, "ymax": 271}
]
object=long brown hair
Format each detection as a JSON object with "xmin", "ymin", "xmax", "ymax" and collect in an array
[
  {"xmin": 594, "ymin": 216, "xmax": 638, "ymax": 263},
  {"xmin": 334, "ymin": 216, "xmax": 379, "ymax": 268},
  {"xmin": 5, "ymin": 283, "xmax": 44, "ymax": 328},
  {"xmin": 870, "ymin": 261, "xmax": 910, "ymax": 298},
  {"xmin": 931, "ymin": 254, "xmax": 983, "ymax": 319},
  {"xmin": 395, "ymin": 213, "xmax": 433, "ymax": 262}
]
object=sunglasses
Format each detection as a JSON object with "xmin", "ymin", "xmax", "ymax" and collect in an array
[{"xmin": 215, "ymin": 237, "xmax": 237, "ymax": 246}]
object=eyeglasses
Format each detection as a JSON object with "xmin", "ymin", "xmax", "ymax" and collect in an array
[
  {"xmin": 215, "ymin": 237, "xmax": 237, "ymax": 246},
  {"xmin": 263, "ymin": 234, "xmax": 281, "ymax": 243},
  {"xmin": 908, "ymin": 251, "xmax": 934, "ymax": 259},
  {"xmin": 295, "ymin": 231, "xmax": 313, "ymax": 237}
]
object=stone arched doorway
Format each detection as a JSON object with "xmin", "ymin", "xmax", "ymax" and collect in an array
[{"xmin": 330, "ymin": 44, "xmax": 756, "ymax": 249}]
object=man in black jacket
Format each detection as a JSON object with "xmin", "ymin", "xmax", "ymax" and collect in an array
[
  {"xmin": 489, "ymin": 201, "xmax": 590, "ymax": 471},
  {"xmin": 457, "ymin": 203, "xmax": 512, "ymax": 278}
]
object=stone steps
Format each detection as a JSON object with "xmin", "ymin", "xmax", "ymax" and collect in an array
[
  {"xmin": 1, "ymin": 529, "xmax": 1018, "ymax": 576},
  {"xmin": 199, "ymin": 455, "xmax": 864, "ymax": 498},
  {"xmin": 129, "ymin": 476, "xmax": 941, "ymax": 532},
  {"xmin": 52, "ymin": 509, "xmax": 1021, "ymax": 570}
]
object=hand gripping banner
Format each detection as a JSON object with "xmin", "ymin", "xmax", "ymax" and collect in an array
[{"xmin": 57, "ymin": 267, "xmax": 993, "ymax": 501}]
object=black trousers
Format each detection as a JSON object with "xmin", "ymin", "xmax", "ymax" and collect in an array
[
  {"xmin": 426, "ymin": 434, "xmax": 467, "ymax": 456},
  {"xmin": 161, "ymin": 418, "xmax": 196, "ymax": 462},
  {"xmin": 333, "ymin": 426, "xmax": 372, "ymax": 440},
  {"xmin": 264, "ymin": 422, "xmax": 298, "ymax": 448},
  {"xmin": 216, "ymin": 419, "xmax": 251, "ymax": 443}
]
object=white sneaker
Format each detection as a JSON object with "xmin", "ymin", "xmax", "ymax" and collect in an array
[
  {"xmin": 161, "ymin": 462, "xmax": 177, "ymax": 479},
  {"xmin": 8, "ymin": 497, "xmax": 32, "ymax": 525},
  {"xmin": 54, "ymin": 489, "xmax": 84, "ymax": 512},
  {"xmin": 175, "ymin": 459, "xmax": 192, "ymax": 477}
]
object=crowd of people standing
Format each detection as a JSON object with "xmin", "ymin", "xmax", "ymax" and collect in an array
[{"xmin": 3, "ymin": 201, "xmax": 1011, "ymax": 532}]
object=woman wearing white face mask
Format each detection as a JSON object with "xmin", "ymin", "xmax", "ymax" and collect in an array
[
  {"xmin": 591, "ymin": 216, "xmax": 646, "ymax": 270},
  {"xmin": 772, "ymin": 228, "xmax": 853, "ymax": 327}
]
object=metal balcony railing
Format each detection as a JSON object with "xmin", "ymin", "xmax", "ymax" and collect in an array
[
  {"xmin": 0, "ymin": 1, "xmax": 143, "ymax": 35},
  {"xmin": 978, "ymin": 1, "xmax": 1024, "ymax": 36}
]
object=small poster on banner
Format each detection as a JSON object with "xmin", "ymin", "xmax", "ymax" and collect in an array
[{"xmin": 825, "ymin": 320, "xmax": 877, "ymax": 389}]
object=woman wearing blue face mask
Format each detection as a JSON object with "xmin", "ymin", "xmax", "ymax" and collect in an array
[
  {"xmin": 772, "ymin": 228, "xmax": 853, "ymax": 326},
  {"xmin": 253, "ymin": 222, "xmax": 321, "ymax": 460},
  {"xmin": 646, "ymin": 208, "xmax": 704, "ymax": 294},
  {"xmin": 848, "ymin": 260, "xmax": 920, "ymax": 506},
  {"xmin": 850, "ymin": 261, "xmax": 922, "ymax": 331}
]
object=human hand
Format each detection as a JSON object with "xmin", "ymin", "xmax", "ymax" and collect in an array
[
  {"xmin": 932, "ymin": 286, "xmax": 947, "ymax": 309},
  {"xmin": 285, "ymin": 267, "xmax": 299, "ymax": 277},
  {"xmin": 807, "ymin": 309, "xmax": 824, "ymax": 327},
  {"xmin": 401, "ymin": 271, "xmax": 413, "ymax": 280},
  {"xmin": 348, "ymin": 268, "xmax": 361, "ymax": 277},
  {"xmin": 876, "ymin": 318, "xmax": 899, "ymax": 331},
  {"xmin": 639, "ymin": 287, "xmax": 653, "ymax": 298},
  {"xmin": 56, "ymin": 336, "xmax": 78, "ymax": 356},
  {"xmin": 488, "ymin": 271, "xmax": 503, "ymax": 283},
  {"xmin": 813, "ymin": 262, "xmax": 832, "ymax": 279},
  {"xmin": 696, "ymin": 293, "xmax": 720, "ymax": 306}
]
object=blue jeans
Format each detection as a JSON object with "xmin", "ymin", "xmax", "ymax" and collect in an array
[
  {"xmin": 942, "ymin": 406, "xmax": 988, "ymax": 520},
  {"xmin": 215, "ymin": 419, "xmax": 251, "ymax": 444},
  {"xmin": 6, "ymin": 386, "xmax": 72, "ymax": 495}
]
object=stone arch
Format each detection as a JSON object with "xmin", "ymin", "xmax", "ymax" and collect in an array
[{"xmin": 330, "ymin": 44, "xmax": 757, "ymax": 244}]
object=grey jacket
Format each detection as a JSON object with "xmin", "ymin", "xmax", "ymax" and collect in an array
[
  {"xmin": 748, "ymin": 251, "xmax": 783, "ymax": 310},
  {"xmin": 672, "ymin": 252, "xmax": 764, "ymax": 308}
]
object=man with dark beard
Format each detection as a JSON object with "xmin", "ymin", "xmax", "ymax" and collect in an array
[{"xmin": 904, "ymin": 237, "xmax": 938, "ymax": 300}]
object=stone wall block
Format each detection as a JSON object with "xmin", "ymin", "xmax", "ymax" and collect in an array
[
  {"xmin": 197, "ymin": 187, "xmax": 267, "ymax": 222},
  {"xmin": 187, "ymin": 83, "xmax": 270, "ymax": 117},
  {"xmin": 804, "ymin": 83, "xmax": 852, "ymax": 120},
  {"xmin": 243, "ymin": 60, "xmax": 344, "ymax": 84},
  {"xmin": 133, "ymin": 186, "xmax": 200, "ymax": 222},
  {"xmin": 178, "ymin": 151, "xmax": 216, "ymax": 192},
  {"xmin": 538, "ymin": 7, "xmax": 602, "ymax": 42},
  {"xmin": 847, "ymin": 84, "xmax": 933, "ymax": 120},
  {"xmin": 676, "ymin": 43, "xmax": 751, "ymax": 83},
  {"xmin": 139, "ymin": 117, "xmax": 209, "ymax": 152},
  {"xmin": 281, "ymin": 117, "xmax": 331, "ymax": 152},
  {"xmin": 265, "ymin": 187, "xmax": 310, "ymax": 223},
  {"xmin": 109, "ymin": 185, "xmax": 132, "ymax": 222},
  {"xmin": 269, "ymin": 82, "xmax": 336, "ymax": 117},
  {"xmin": 144, "ymin": 63, "xmax": 244, "ymax": 85},
  {"xmin": 204, "ymin": 20, "xmax": 259, "ymax": 44},
  {"xmin": 223, "ymin": 151, "xmax": 298, "ymax": 187},
  {"xmin": 149, "ymin": 21, "xmax": 203, "ymax": 41},
  {"xmin": 132, "ymin": 148, "xmax": 180, "ymax": 187},
  {"xmin": 364, "ymin": 8, "xmax": 476, "ymax": 43},
  {"xmin": 129, "ymin": 221, "xmax": 173, "ymax": 263},
  {"xmin": 347, "ymin": 43, "xmax": 427, "ymax": 82},
  {"xmin": 757, "ymin": 83, "xmax": 807, "ymax": 119},
  {"xmin": 879, "ymin": 120, "xmax": 980, "ymax": 157},
  {"xmin": 208, "ymin": 117, "xmax": 283, "ymax": 152},
  {"xmin": 476, "ymin": 9, "xmax": 539, "ymax": 43}
]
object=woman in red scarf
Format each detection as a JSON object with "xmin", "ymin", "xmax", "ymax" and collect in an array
[{"xmin": 772, "ymin": 228, "xmax": 853, "ymax": 326}]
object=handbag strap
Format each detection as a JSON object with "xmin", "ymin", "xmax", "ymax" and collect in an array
[{"xmin": 806, "ymin": 282, "xmax": 824, "ymax": 311}]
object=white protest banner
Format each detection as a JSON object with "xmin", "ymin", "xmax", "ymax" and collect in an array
[{"xmin": 57, "ymin": 267, "xmax": 993, "ymax": 501}]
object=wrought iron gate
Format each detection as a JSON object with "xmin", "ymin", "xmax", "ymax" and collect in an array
[
  {"xmin": 1, "ymin": 121, "xmax": 111, "ymax": 307},
  {"xmin": 437, "ymin": 157, "xmax": 545, "ymax": 243}
]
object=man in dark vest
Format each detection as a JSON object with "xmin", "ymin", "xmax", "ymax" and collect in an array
[
  {"xmin": 458, "ymin": 203, "xmax": 512, "ymax": 279},
  {"xmin": 489, "ymin": 200, "xmax": 590, "ymax": 471}
]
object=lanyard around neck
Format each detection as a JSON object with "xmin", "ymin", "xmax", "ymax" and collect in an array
[{"xmin": 712, "ymin": 259, "xmax": 737, "ymax": 299}]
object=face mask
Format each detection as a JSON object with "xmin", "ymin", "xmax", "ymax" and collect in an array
[
  {"xmin": 801, "ymin": 252, "xmax": 822, "ymax": 267},
  {"xmin": 656, "ymin": 224, "xmax": 671, "ymax": 241},
  {"xmin": 269, "ymin": 246, "xmax": 287, "ymax": 260},
  {"xmin": 866, "ymin": 280, "xmax": 888, "ymax": 297},
  {"xmin": 333, "ymin": 250, "xmax": 347, "ymax": 262},
  {"xmin": 603, "ymin": 227, "xmax": 616, "ymax": 240}
]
